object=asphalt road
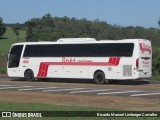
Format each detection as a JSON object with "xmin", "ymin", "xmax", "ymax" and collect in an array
[{"xmin": 0, "ymin": 77, "xmax": 160, "ymax": 98}]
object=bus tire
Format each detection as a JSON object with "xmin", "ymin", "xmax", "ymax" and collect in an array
[
  {"xmin": 94, "ymin": 71, "xmax": 106, "ymax": 84},
  {"xmin": 24, "ymin": 70, "xmax": 35, "ymax": 82}
]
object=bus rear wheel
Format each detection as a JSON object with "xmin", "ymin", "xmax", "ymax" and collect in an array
[
  {"xmin": 94, "ymin": 71, "xmax": 106, "ymax": 84},
  {"xmin": 24, "ymin": 70, "xmax": 35, "ymax": 82}
]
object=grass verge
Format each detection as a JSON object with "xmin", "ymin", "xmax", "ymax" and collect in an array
[
  {"xmin": 0, "ymin": 101, "xmax": 115, "ymax": 111},
  {"xmin": 151, "ymin": 75, "xmax": 160, "ymax": 81},
  {"xmin": 0, "ymin": 28, "xmax": 26, "ymax": 55},
  {"xmin": 0, "ymin": 101, "xmax": 159, "ymax": 120}
]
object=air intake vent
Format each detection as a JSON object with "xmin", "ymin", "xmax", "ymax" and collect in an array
[{"xmin": 123, "ymin": 65, "xmax": 132, "ymax": 77}]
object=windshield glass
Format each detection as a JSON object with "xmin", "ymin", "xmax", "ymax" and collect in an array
[{"xmin": 8, "ymin": 45, "xmax": 23, "ymax": 68}]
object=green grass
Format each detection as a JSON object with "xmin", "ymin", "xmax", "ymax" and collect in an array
[
  {"xmin": 0, "ymin": 57, "xmax": 7, "ymax": 74},
  {"xmin": 0, "ymin": 101, "xmax": 114, "ymax": 111},
  {"xmin": 0, "ymin": 28, "xmax": 25, "ymax": 74},
  {"xmin": 151, "ymin": 75, "xmax": 160, "ymax": 81},
  {"xmin": 0, "ymin": 67, "xmax": 6, "ymax": 74},
  {"xmin": 0, "ymin": 101, "xmax": 159, "ymax": 120},
  {"xmin": 0, "ymin": 28, "xmax": 26, "ymax": 55}
]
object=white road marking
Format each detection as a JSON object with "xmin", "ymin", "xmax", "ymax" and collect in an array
[
  {"xmin": 18, "ymin": 87, "xmax": 59, "ymax": 91},
  {"xmin": 0, "ymin": 86, "xmax": 33, "ymax": 90},
  {"xmin": 43, "ymin": 88, "xmax": 86, "ymax": 92},
  {"xmin": 0, "ymin": 83, "xmax": 159, "ymax": 98},
  {"xmin": 97, "ymin": 91, "xmax": 141, "ymax": 95},
  {"xmin": 70, "ymin": 89, "xmax": 115, "ymax": 94},
  {"xmin": 0, "ymin": 85, "xmax": 12, "ymax": 86},
  {"xmin": 131, "ymin": 93, "xmax": 160, "ymax": 97}
]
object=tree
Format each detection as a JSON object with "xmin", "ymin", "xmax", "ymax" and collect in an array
[
  {"xmin": 152, "ymin": 47, "xmax": 160, "ymax": 75},
  {"xmin": 13, "ymin": 23, "xmax": 21, "ymax": 41},
  {"xmin": 25, "ymin": 21, "xmax": 34, "ymax": 42},
  {"xmin": 0, "ymin": 17, "xmax": 6, "ymax": 38},
  {"xmin": 158, "ymin": 18, "xmax": 160, "ymax": 27}
]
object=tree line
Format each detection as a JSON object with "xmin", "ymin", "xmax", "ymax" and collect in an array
[{"xmin": 25, "ymin": 14, "xmax": 160, "ymax": 45}]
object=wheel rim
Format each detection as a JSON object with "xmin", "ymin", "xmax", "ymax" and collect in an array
[{"xmin": 28, "ymin": 73, "xmax": 32, "ymax": 79}]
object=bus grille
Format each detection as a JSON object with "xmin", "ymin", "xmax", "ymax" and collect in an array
[{"xmin": 123, "ymin": 65, "xmax": 132, "ymax": 77}]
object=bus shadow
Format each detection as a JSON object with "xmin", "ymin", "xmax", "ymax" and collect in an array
[
  {"xmin": 44, "ymin": 78, "xmax": 94, "ymax": 84},
  {"xmin": 45, "ymin": 79, "xmax": 151, "ymax": 85},
  {"xmin": 9, "ymin": 78, "xmax": 94, "ymax": 84},
  {"xmin": 108, "ymin": 80, "xmax": 150, "ymax": 85},
  {"xmin": 0, "ymin": 37, "xmax": 8, "ymax": 40},
  {"xmin": 9, "ymin": 78, "xmax": 151, "ymax": 85},
  {"xmin": 9, "ymin": 77, "xmax": 26, "ymax": 81}
]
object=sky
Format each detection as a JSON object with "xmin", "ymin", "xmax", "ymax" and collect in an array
[{"xmin": 0, "ymin": 0, "xmax": 160, "ymax": 28}]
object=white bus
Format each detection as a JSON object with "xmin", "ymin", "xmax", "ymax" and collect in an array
[{"xmin": 7, "ymin": 38, "xmax": 152, "ymax": 84}]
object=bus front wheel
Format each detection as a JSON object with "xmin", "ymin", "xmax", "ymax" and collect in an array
[
  {"xmin": 24, "ymin": 70, "xmax": 35, "ymax": 82},
  {"xmin": 94, "ymin": 71, "xmax": 106, "ymax": 84}
]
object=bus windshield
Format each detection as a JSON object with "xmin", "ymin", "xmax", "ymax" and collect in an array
[{"xmin": 8, "ymin": 45, "xmax": 23, "ymax": 68}]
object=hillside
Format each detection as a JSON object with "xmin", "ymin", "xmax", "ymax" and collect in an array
[
  {"xmin": 0, "ymin": 28, "xmax": 26, "ymax": 55},
  {"xmin": 0, "ymin": 28, "xmax": 26, "ymax": 73}
]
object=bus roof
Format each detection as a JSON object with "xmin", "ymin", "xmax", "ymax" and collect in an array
[{"xmin": 11, "ymin": 38, "xmax": 150, "ymax": 46}]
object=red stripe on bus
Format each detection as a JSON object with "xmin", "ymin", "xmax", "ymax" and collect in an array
[
  {"xmin": 111, "ymin": 58, "xmax": 116, "ymax": 64},
  {"xmin": 115, "ymin": 57, "xmax": 120, "ymax": 65},
  {"xmin": 108, "ymin": 57, "xmax": 113, "ymax": 63},
  {"xmin": 37, "ymin": 57, "xmax": 121, "ymax": 78}
]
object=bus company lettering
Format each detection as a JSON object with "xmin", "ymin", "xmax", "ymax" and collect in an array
[
  {"xmin": 23, "ymin": 60, "xmax": 29, "ymax": 64},
  {"xmin": 62, "ymin": 57, "xmax": 93, "ymax": 63},
  {"xmin": 143, "ymin": 61, "xmax": 150, "ymax": 67},
  {"xmin": 143, "ymin": 61, "xmax": 149, "ymax": 64},
  {"xmin": 139, "ymin": 43, "xmax": 151, "ymax": 54}
]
